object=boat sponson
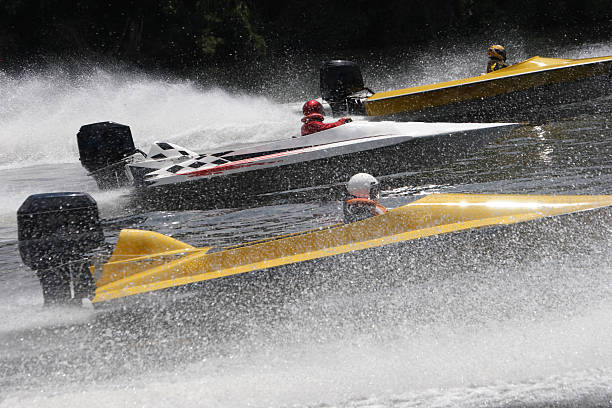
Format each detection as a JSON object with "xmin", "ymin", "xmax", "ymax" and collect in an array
[{"xmin": 91, "ymin": 193, "xmax": 612, "ymax": 303}]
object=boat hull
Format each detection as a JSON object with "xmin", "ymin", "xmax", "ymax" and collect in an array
[
  {"xmin": 96, "ymin": 203, "xmax": 612, "ymax": 310},
  {"xmin": 130, "ymin": 125, "xmax": 512, "ymax": 210},
  {"xmin": 92, "ymin": 193, "xmax": 612, "ymax": 305}
]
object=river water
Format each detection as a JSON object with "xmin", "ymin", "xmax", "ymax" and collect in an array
[{"xmin": 0, "ymin": 39, "xmax": 611, "ymax": 407}]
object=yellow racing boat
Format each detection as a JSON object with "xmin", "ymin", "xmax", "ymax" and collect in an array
[
  {"xmin": 321, "ymin": 56, "xmax": 612, "ymax": 121},
  {"xmin": 17, "ymin": 192, "xmax": 612, "ymax": 306},
  {"xmin": 92, "ymin": 193, "xmax": 612, "ymax": 305}
]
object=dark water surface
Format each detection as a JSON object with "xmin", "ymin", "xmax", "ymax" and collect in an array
[{"xmin": 1, "ymin": 42, "xmax": 611, "ymax": 407}]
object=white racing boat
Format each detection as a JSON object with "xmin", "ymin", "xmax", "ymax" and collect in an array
[{"xmin": 77, "ymin": 120, "xmax": 517, "ymax": 208}]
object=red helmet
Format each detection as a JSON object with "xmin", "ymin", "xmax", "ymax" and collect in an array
[{"xmin": 302, "ymin": 100, "xmax": 324, "ymax": 116}]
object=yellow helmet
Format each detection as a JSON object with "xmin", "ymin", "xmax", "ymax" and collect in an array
[{"xmin": 488, "ymin": 44, "xmax": 507, "ymax": 61}]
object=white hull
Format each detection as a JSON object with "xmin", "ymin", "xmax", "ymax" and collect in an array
[{"xmin": 133, "ymin": 121, "xmax": 516, "ymax": 188}]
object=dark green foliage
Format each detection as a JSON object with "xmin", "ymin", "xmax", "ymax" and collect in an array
[
  {"xmin": 0, "ymin": 0, "xmax": 266, "ymax": 69},
  {"xmin": 0, "ymin": 0, "xmax": 610, "ymax": 72}
]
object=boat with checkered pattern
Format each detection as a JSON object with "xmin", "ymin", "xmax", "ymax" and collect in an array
[
  {"xmin": 78, "ymin": 120, "xmax": 517, "ymax": 209},
  {"xmin": 133, "ymin": 121, "xmax": 516, "ymax": 202}
]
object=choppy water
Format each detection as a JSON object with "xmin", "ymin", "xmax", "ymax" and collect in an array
[{"xmin": 1, "ymin": 39, "xmax": 612, "ymax": 407}]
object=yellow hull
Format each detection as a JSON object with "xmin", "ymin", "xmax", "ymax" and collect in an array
[
  {"xmin": 364, "ymin": 56, "xmax": 612, "ymax": 118},
  {"xmin": 91, "ymin": 193, "xmax": 612, "ymax": 303}
]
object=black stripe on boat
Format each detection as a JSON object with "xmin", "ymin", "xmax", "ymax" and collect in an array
[
  {"xmin": 157, "ymin": 142, "xmax": 174, "ymax": 150},
  {"xmin": 167, "ymin": 165, "xmax": 184, "ymax": 173}
]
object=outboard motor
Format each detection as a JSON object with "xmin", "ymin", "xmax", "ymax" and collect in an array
[
  {"xmin": 320, "ymin": 60, "xmax": 372, "ymax": 116},
  {"xmin": 77, "ymin": 122, "xmax": 139, "ymax": 189},
  {"xmin": 17, "ymin": 192, "xmax": 104, "ymax": 305}
]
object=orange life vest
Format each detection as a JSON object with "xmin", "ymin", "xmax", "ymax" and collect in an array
[{"xmin": 343, "ymin": 198, "xmax": 387, "ymax": 223}]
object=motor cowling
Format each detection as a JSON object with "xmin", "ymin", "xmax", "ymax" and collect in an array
[
  {"xmin": 17, "ymin": 192, "xmax": 104, "ymax": 305},
  {"xmin": 320, "ymin": 60, "xmax": 368, "ymax": 116},
  {"xmin": 77, "ymin": 122, "xmax": 137, "ymax": 189}
]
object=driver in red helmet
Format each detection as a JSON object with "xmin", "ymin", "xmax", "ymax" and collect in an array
[{"xmin": 301, "ymin": 100, "xmax": 352, "ymax": 136}]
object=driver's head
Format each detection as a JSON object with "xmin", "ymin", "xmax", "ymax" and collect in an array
[
  {"xmin": 488, "ymin": 44, "xmax": 507, "ymax": 61},
  {"xmin": 347, "ymin": 173, "xmax": 380, "ymax": 201},
  {"xmin": 302, "ymin": 100, "xmax": 325, "ymax": 116}
]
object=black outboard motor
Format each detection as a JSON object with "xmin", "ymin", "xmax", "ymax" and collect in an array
[
  {"xmin": 77, "ymin": 122, "xmax": 138, "ymax": 189},
  {"xmin": 17, "ymin": 192, "xmax": 104, "ymax": 305},
  {"xmin": 320, "ymin": 60, "xmax": 371, "ymax": 116}
]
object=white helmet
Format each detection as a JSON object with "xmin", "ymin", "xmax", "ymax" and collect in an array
[{"xmin": 347, "ymin": 173, "xmax": 380, "ymax": 200}]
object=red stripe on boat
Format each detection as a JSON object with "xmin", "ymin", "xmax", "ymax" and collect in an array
[{"xmin": 185, "ymin": 148, "xmax": 303, "ymax": 178}]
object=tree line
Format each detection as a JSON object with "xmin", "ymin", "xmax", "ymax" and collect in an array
[{"xmin": 1, "ymin": 0, "xmax": 610, "ymax": 73}]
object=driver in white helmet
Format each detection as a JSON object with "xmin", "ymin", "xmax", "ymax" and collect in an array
[{"xmin": 343, "ymin": 173, "xmax": 388, "ymax": 223}]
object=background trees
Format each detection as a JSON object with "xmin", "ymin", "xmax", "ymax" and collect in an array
[{"xmin": 1, "ymin": 0, "xmax": 610, "ymax": 72}]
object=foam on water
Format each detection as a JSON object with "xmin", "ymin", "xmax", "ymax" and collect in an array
[
  {"xmin": 0, "ymin": 68, "xmax": 301, "ymax": 168},
  {"xmin": 0, "ymin": 163, "xmax": 133, "ymax": 235},
  {"xmin": 0, "ymin": 68, "xmax": 303, "ymax": 228},
  {"xmin": 1, "ymin": 229, "xmax": 610, "ymax": 406},
  {"xmin": 0, "ymin": 292, "xmax": 95, "ymax": 335},
  {"xmin": 1, "ymin": 301, "xmax": 610, "ymax": 407}
]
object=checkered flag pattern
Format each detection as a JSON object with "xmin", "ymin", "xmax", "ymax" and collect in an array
[
  {"xmin": 147, "ymin": 141, "xmax": 199, "ymax": 160},
  {"xmin": 145, "ymin": 153, "xmax": 232, "ymax": 182}
]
